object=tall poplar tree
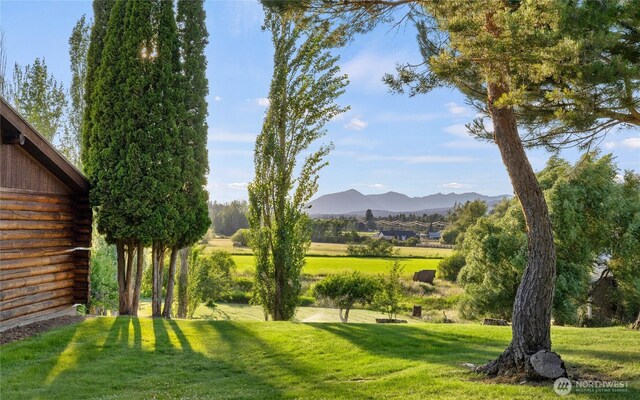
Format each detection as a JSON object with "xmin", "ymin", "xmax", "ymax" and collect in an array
[{"xmin": 248, "ymin": 6, "xmax": 349, "ymax": 321}]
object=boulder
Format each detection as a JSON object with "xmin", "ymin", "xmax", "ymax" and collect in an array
[{"xmin": 530, "ymin": 350, "xmax": 566, "ymax": 379}]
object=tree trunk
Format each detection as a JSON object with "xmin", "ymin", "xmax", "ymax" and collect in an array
[
  {"xmin": 131, "ymin": 242, "xmax": 144, "ymax": 316},
  {"xmin": 176, "ymin": 247, "xmax": 190, "ymax": 319},
  {"xmin": 477, "ymin": 82, "xmax": 561, "ymax": 379},
  {"xmin": 151, "ymin": 242, "xmax": 165, "ymax": 317},
  {"xmin": 632, "ymin": 311, "xmax": 640, "ymax": 330},
  {"xmin": 339, "ymin": 306, "xmax": 351, "ymax": 323},
  {"xmin": 124, "ymin": 243, "xmax": 135, "ymax": 311},
  {"xmin": 162, "ymin": 247, "xmax": 179, "ymax": 318},
  {"xmin": 116, "ymin": 240, "xmax": 128, "ymax": 315}
]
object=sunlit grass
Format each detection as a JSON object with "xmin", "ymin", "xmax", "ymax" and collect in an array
[
  {"xmin": 1, "ymin": 318, "xmax": 638, "ymax": 399},
  {"xmin": 205, "ymin": 238, "xmax": 453, "ymax": 258},
  {"xmin": 232, "ymin": 255, "xmax": 441, "ymax": 277}
]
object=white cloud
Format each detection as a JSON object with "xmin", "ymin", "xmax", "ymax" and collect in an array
[
  {"xmin": 443, "ymin": 124, "xmax": 471, "ymax": 138},
  {"xmin": 622, "ymin": 137, "xmax": 640, "ymax": 149},
  {"xmin": 442, "ymin": 182, "xmax": 471, "ymax": 189},
  {"xmin": 345, "ymin": 117, "xmax": 368, "ymax": 131},
  {"xmin": 444, "ymin": 102, "xmax": 470, "ymax": 116},
  {"xmin": 227, "ymin": 182, "xmax": 248, "ymax": 190},
  {"xmin": 341, "ymin": 51, "xmax": 403, "ymax": 91},
  {"xmin": 256, "ymin": 97, "xmax": 270, "ymax": 107},
  {"xmin": 208, "ymin": 128, "xmax": 256, "ymax": 143},
  {"xmin": 213, "ymin": 95, "xmax": 222, "ymax": 102},
  {"xmin": 369, "ymin": 183, "xmax": 387, "ymax": 189},
  {"xmin": 603, "ymin": 141, "xmax": 616, "ymax": 149}
]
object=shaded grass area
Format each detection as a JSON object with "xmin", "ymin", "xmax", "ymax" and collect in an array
[
  {"xmin": 232, "ymin": 254, "xmax": 441, "ymax": 277},
  {"xmin": 1, "ymin": 318, "xmax": 638, "ymax": 399},
  {"xmin": 206, "ymin": 238, "xmax": 453, "ymax": 258}
]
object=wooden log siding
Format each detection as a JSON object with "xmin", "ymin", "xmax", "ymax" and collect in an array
[
  {"xmin": 1, "ymin": 97, "xmax": 92, "ymax": 330},
  {"xmin": 0, "ymin": 188, "xmax": 91, "ymax": 328}
]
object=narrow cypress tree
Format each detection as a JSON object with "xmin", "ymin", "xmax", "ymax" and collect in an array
[
  {"xmin": 167, "ymin": 0, "xmax": 211, "ymax": 319},
  {"xmin": 82, "ymin": 0, "xmax": 114, "ymax": 174}
]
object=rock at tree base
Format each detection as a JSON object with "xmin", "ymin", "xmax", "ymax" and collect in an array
[
  {"xmin": 530, "ymin": 350, "xmax": 566, "ymax": 379},
  {"xmin": 483, "ymin": 318, "xmax": 508, "ymax": 326},
  {"xmin": 375, "ymin": 319, "xmax": 408, "ymax": 324}
]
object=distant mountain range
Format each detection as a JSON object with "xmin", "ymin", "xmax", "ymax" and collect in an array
[{"xmin": 307, "ymin": 189, "xmax": 510, "ymax": 217}]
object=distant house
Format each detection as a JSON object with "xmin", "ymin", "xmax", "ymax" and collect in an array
[
  {"xmin": 428, "ymin": 231, "xmax": 442, "ymax": 240},
  {"xmin": 375, "ymin": 230, "xmax": 417, "ymax": 241}
]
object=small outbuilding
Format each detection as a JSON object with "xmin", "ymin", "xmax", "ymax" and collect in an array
[{"xmin": 1, "ymin": 97, "xmax": 92, "ymax": 331}]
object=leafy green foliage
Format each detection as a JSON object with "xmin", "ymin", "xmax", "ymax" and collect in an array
[
  {"xmin": 346, "ymin": 239, "xmax": 397, "ymax": 257},
  {"xmin": 209, "ymin": 201, "xmax": 250, "ymax": 236},
  {"xmin": 59, "ymin": 15, "xmax": 90, "ymax": 169},
  {"xmin": 7, "ymin": 58, "xmax": 66, "ymax": 141},
  {"xmin": 88, "ymin": 232, "xmax": 118, "ymax": 314},
  {"xmin": 440, "ymin": 200, "xmax": 488, "ymax": 245},
  {"xmin": 191, "ymin": 250, "xmax": 236, "ymax": 311},
  {"xmin": 230, "ymin": 229, "xmax": 251, "ymax": 247},
  {"xmin": 313, "ymin": 272, "xmax": 380, "ymax": 322},
  {"xmin": 437, "ymin": 252, "xmax": 466, "ymax": 282},
  {"xmin": 248, "ymin": 7, "xmax": 349, "ymax": 320},
  {"xmin": 457, "ymin": 154, "xmax": 640, "ymax": 324},
  {"xmin": 374, "ymin": 261, "xmax": 404, "ymax": 320}
]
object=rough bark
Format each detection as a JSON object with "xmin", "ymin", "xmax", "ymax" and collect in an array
[
  {"xmin": 151, "ymin": 242, "xmax": 165, "ymax": 317},
  {"xmin": 477, "ymin": 82, "xmax": 561, "ymax": 379},
  {"xmin": 162, "ymin": 247, "xmax": 179, "ymax": 318},
  {"xmin": 124, "ymin": 243, "xmax": 135, "ymax": 312},
  {"xmin": 633, "ymin": 311, "xmax": 640, "ymax": 330},
  {"xmin": 116, "ymin": 240, "xmax": 128, "ymax": 315},
  {"xmin": 131, "ymin": 242, "xmax": 144, "ymax": 316},
  {"xmin": 339, "ymin": 306, "xmax": 351, "ymax": 323},
  {"xmin": 176, "ymin": 247, "xmax": 189, "ymax": 319}
]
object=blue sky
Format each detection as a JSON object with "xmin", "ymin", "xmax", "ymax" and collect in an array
[{"xmin": 2, "ymin": 0, "xmax": 638, "ymax": 203}]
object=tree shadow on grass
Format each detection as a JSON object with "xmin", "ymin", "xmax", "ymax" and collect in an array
[
  {"xmin": 1, "ymin": 317, "xmax": 284, "ymax": 400},
  {"xmin": 307, "ymin": 323, "xmax": 505, "ymax": 367}
]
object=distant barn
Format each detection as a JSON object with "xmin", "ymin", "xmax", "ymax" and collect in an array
[{"xmin": 0, "ymin": 97, "xmax": 92, "ymax": 331}]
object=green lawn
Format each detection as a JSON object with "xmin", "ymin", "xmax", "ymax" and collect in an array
[
  {"xmin": 1, "ymin": 318, "xmax": 638, "ymax": 399},
  {"xmin": 232, "ymin": 254, "xmax": 441, "ymax": 277},
  {"xmin": 206, "ymin": 238, "xmax": 453, "ymax": 258}
]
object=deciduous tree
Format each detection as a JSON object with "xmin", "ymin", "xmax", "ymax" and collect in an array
[{"xmin": 248, "ymin": 6, "xmax": 349, "ymax": 320}]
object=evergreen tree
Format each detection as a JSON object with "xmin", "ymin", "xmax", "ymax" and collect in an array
[
  {"xmin": 248, "ymin": 7, "xmax": 349, "ymax": 320},
  {"xmin": 8, "ymin": 58, "xmax": 66, "ymax": 142},
  {"xmin": 81, "ymin": 0, "xmax": 115, "ymax": 172},
  {"xmin": 164, "ymin": 0, "xmax": 210, "ymax": 319}
]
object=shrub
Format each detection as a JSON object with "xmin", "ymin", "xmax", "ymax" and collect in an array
[
  {"xmin": 346, "ymin": 238, "xmax": 397, "ymax": 257},
  {"xmin": 313, "ymin": 272, "xmax": 380, "ymax": 322},
  {"xmin": 406, "ymin": 237, "xmax": 419, "ymax": 247},
  {"xmin": 230, "ymin": 228, "xmax": 251, "ymax": 247},
  {"xmin": 298, "ymin": 296, "xmax": 316, "ymax": 307},
  {"xmin": 374, "ymin": 261, "xmax": 404, "ymax": 320},
  {"xmin": 437, "ymin": 252, "xmax": 466, "ymax": 282},
  {"xmin": 189, "ymin": 250, "xmax": 236, "ymax": 313},
  {"xmin": 89, "ymin": 233, "xmax": 119, "ymax": 315}
]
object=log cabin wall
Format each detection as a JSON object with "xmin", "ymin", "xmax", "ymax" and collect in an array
[{"xmin": 1, "ymin": 97, "xmax": 92, "ymax": 331}]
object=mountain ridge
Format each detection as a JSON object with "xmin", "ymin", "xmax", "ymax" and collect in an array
[{"xmin": 307, "ymin": 189, "xmax": 510, "ymax": 216}]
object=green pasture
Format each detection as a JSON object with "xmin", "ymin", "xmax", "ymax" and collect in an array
[
  {"xmin": 205, "ymin": 238, "xmax": 453, "ymax": 258},
  {"xmin": 2, "ymin": 317, "xmax": 638, "ymax": 399},
  {"xmin": 231, "ymin": 254, "xmax": 441, "ymax": 277}
]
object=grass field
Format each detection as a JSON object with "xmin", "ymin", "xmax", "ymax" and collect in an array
[
  {"xmin": 136, "ymin": 303, "xmax": 419, "ymax": 324},
  {"xmin": 231, "ymin": 254, "xmax": 441, "ymax": 277},
  {"xmin": 205, "ymin": 238, "xmax": 453, "ymax": 258},
  {"xmin": 2, "ymin": 317, "xmax": 638, "ymax": 399}
]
